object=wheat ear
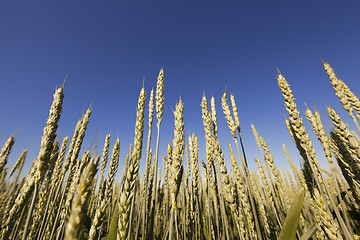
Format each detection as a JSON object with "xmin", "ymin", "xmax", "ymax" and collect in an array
[
  {"xmin": 89, "ymin": 138, "xmax": 120, "ymax": 240},
  {"xmin": 323, "ymin": 61, "xmax": 360, "ymax": 131},
  {"xmin": 0, "ymin": 135, "xmax": 15, "ymax": 176},
  {"xmin": 149, "ymin": 68, "xmax": 165, "ymax": 239},
  {"xmin": 64, "ymin": 160, "xmax": 98, "ymax": 240},
  {"xmin": 168, "ymin": 98, "xmax": 185, "ymax": 240},
  {"xmin": 2, "ymin": 85, "xmax": 64, "ymax": 239},
  {"xmin": 118, "ymin": 86, "xmax": 146, "ymax": 239}
]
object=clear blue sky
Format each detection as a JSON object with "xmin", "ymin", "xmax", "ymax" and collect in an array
[{"xmin": 1, "ymin": 0, "xmax": 360, "ymax": 178}]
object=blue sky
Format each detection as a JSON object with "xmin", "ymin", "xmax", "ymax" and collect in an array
[{"xmin": 1, "ymin": 0, "xmax": 360, "ymax": 178}]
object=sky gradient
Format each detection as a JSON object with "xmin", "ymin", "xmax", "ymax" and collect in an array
[{"xmin": 1, "ymin": 0, "xmax": 360, "ymax": 178}]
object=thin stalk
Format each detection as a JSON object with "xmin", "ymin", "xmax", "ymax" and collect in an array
[
  {"xmin": 148, "ymin": 124, "xmax": 161, "ymax": 238},
  {"xmin": 10, "ymin": 203, "xmax": 26, "ymax": 240},
  {"xmin": 196, "ymin": 195, "xmax": 205, "ymax": 240},
  {"xmin": 152, "ymin": 125, "xmax": 161, "ymax": 202},
  {"xmin": 22, "ymin": 183, "xmax": 38, "ymax": 240},
  {"xmin": 333, "ymin": 170, "xmax": 353, "ymax": 235},
  {"xmin": 182, "ymin": 180, "xmax": 186, "ymax": 239},
  {"xmin": 134, "ymin": 196, "xmax": 144, "ymax": 239},
  {"xmin": 351, "ymin": 116, "xmax": 360, "ymax": 134},
  {"xmin": 168, "ymin": 210, "xmax": 174, "ymax": 240},
  {"xmin": 206, "ymin": 176, "xmax": 213, "ymax": 240},
  {"xmin": 218, "ymin": 182, "xmax": 230, "ymax": 240},
  {"xmin": 38, "ymin": 184, "xmax": 58, "ymax": 239},
  {"xmin": 234, "ymin": 136, "xmax": 263, "ymax": 240},
  {"xmin": 127, "ymin": 183, "xmax": 137, "ymax": 240},
  {"xmin": 305, "ymin": 151, "xmax": 353, "ymax": 240},
  {"xmin": 175, "ymin": 211, "xmax": 179, "ymax": 240},
  {"xmin": 211, "ymin": 164, "xmax": 221, "ymax": 240},
  {"xmin": 49, "ymin": 178, "xmax": 69, "ymax": 240}
]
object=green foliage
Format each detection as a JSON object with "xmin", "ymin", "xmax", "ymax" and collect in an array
[{"xmin": 278, "ymin": 188, "xmax": 305, "ymax": 240}]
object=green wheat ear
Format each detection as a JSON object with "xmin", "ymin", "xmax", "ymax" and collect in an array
[{"xmin": 278, "ymin": 188, "xmax": 305, "ymax": 240}]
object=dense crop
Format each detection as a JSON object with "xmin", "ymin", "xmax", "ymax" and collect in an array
[{"xmin": 0, "ymin": 61, "xmax": 359, "ymax": 239}]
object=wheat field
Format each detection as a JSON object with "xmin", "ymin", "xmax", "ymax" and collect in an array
[{"xmin": 0, "ymin": 61, "xmax": 359, "ymax": 240}]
